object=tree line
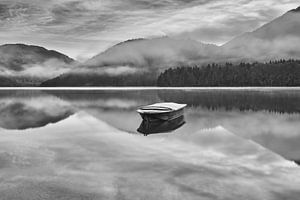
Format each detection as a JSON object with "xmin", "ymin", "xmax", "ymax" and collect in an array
[
  {"xmin": 41, "ymin": 72, "xmax": 157, "ymax": 87},
  {"xmin": 157, "ymin": 59, "xmax": 300, "ymax": 87}
]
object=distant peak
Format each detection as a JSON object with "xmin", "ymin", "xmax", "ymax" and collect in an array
[
  {"xmin": 115, "ymin": 38, "xmax": 146, "ymax": 46},
  {"xmin": 289, "ymin": 6, "xmax": 300, "ymax": 12},
  {"xmin": 1, "ymin": 43, "xmax": 45, "ymax": 49}
]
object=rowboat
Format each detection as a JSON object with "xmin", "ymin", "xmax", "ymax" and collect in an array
[{"xmin": 137, "ymin": 102, "xmax": 187, "ymax": 121}]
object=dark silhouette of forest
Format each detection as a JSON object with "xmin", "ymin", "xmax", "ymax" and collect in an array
[
  {"xmin": 157, "ymin": 89, "xmax": 300, "ymax": 114},
  {"xmin": 41, "ymin": 59, "xmax": 300, "ymax": 87},
  {"xmin": 41, "ymin": 72, "xmax": 157, "ymax": 87},
  {"xmin": 157, "ymin": 59, "xmax": 300, "ymax": 87}
]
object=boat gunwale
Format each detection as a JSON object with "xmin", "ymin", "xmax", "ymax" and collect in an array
[{"xmin": 136, "ymin": 103, "xmax": 187, "ymax": 114}]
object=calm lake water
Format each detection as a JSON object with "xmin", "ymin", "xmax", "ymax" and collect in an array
[{"xmin": 0, "ymin": 88, "xmax": 300, "ymax": 200}]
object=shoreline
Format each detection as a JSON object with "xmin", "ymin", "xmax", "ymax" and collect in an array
[{"xmin": 0, "ymin": 87, "xmax": 300, "ymax": 90}]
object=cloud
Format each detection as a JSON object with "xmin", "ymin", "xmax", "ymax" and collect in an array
[
  {"xmin": 85, "ymin": 37, "xmax": 218, "ymax": 71},
  {"xmin": 222, "ymin": 36, "xmax": 300, "ymax": 61},
  {"xmin": 0, "ymin": 43, "xmax": 75, "ymax": 78},
  {"xmin": 74, "ymin": 65, "xmax": 146, "ymax": 76},
  {"xmin": 220, "ymin": 10, "xmax": 300, "ymax": 61},
  {"xmin": 173, "ymin": 14, "xmax": 267, "ymax": 44},
  {"xmin": 19, "ymin": 59, "xmax": 73, "ymax": 78},
  {"xmin": 0, "ymin": 0, "xmax": 299, "ymax": 59},
  {"xmin": 0, "ymin": 57, "xmax": 74, "ymax": 79}
]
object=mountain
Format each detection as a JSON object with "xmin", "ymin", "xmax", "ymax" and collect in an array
[
  {"xmin": 0, "ymin": 44, "xmax": 75, "ymax": 86},
  {"xmin": 41, "ymin": 37, "xmax": 218, "ymax": 86},
  {"xmin": 85, "ymin": 6, "xmax": 300, "ymax": 67},
  {"xmin": 86, "ymin": 37, "xmax": 218, "ymax": 69},
  {"xmin": 0, "ymin": 76, "xmax": 18, "ymax": 87},
  {"xmin": 41, "ymin": 6, "xmax": 300, "ymax": 87},
  {"xmin": 40, "ymin": 71, "xmax": 157, "ymax": 87},
  {"xmin": 223, "ymin": 6, "xmax": 300, "ymax": 61}
]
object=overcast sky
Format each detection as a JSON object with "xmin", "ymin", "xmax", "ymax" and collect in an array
[{"xmin": 0, "ymin": 0, "xmax": 299, "ymax": 60}]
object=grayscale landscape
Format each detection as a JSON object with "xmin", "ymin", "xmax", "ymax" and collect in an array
[{"xmin": 0, "ymin": 0, "xmax": 300, "ymax": 199}]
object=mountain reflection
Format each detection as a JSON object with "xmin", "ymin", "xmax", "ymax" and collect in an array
[
  {"xmin": 0, "ymin": 91, "xmax": 74, "ymax": 130},
  {"xmin": 47, "ymin": 89, "xmax": 300, "ymax": 113},
  {"xmin": 1, "ymin": 89, "xmax": 300, "ymax": 200},
  {"xmin": 138, "ymin": 115, "xmax": 186, "ymax": 136},
  {"xmin": 44, "ymin": 89, "xmax": 300, "ymax": 164},
  {"xmin": 1, "ymin": 89, "xmax": 299, "ymax": 166}
]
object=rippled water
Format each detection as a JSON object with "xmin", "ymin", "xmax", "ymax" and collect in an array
[{"xmin": 0, "ymin": 89, "xmax": 300, "ymax": 200}]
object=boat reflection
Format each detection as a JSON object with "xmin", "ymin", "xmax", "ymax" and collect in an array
[{"xmin": 137, "ymin": 115, "xmax": 186, "ymax": 136}]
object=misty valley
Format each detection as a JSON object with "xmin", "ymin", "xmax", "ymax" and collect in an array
[{"xmin": 0, "ymin": 7, "xmax": 300, "ymax": 87}]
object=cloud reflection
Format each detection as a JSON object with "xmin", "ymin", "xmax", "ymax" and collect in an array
[
  {"xmin": 0, "ymin": 91, "xmax": 74, "ymax": 130},
  {"xmin": 46, "ymin": 89, "xmax": 300, "ymax": 164},
  {"xmin": 0, "ymin": 110, "xmax": 299, "ymax": 200}
]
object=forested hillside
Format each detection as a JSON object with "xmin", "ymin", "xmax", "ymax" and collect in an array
[
  {"xmin": 41, "ymin": 72, "xmax": 157, "ymax": 87},
  {"xmin": 157, "ymin": 60, "xmax": 300, "ymax": 87}
]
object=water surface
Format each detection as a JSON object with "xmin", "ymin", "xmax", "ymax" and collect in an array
[{"xmin": 0, "ymin": 89, "xmax": 300, "ymax": 200}]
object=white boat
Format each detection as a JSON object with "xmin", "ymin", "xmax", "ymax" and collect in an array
[{"xmin": 137, "ymin": 102, "xmax": 187, "ymax": 121}]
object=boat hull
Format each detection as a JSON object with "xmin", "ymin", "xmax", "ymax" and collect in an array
[{"xmin": 139, "ymin": 108, "xmax": 185, "ymax": 121}]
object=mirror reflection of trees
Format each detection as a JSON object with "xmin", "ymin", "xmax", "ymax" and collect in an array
[
  {"xmin": 47, "ymin": 89, "xmax": 300, "ymax": 114},
  {"xmin": 158, "ymin": 90, "xmax": 300, "ymax": 113}
]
